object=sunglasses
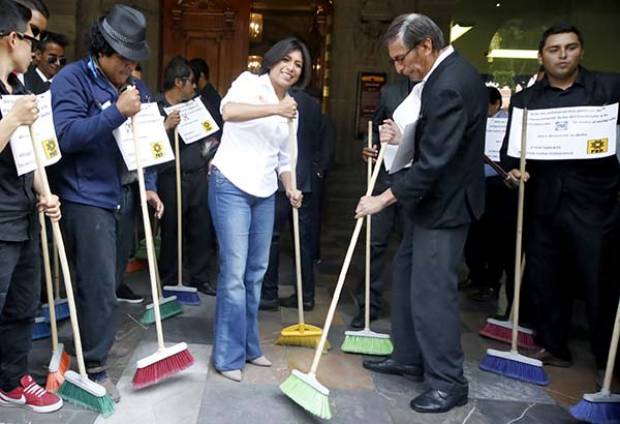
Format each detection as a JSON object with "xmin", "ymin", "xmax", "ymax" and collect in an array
[
  {"xmin": 46, "ymin": 55, "xmax": 67, "ymax": 66},
  {"xmin": 0, "ymin": 30, "xmax": 38, "ymax": 46},
  {"xmin": 30, "ymin": 24, "xmax": 42, "ymax": 39}
]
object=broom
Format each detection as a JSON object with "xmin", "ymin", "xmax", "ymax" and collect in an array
[
  {"xmin": 40, "ymin": 231, "xmax": 70, "ymax": 322},
  {"xmin": 479, "ymin": 108, "xmax": 548, "ymax": 386},
  {"xmin": 26, "ymin": 127, "xmax": 115, "ymax": 416},
  {"xmin": 141, "ymin": 244, "xmax": 183, "ymax": 325},
  {"xmin": 40, "ymin": 212, "xmax": 71, "ymax": 393},
  {"xmin": 162, "ymin": 127, "xmax": 200, "ymax": 305},
  {"xmin": 281, "ymin": 142, "xmax": 387, "ymax": 420},
  {"xmin": 341, "ymin": 121, "xmax": 392, "ymax": 356},
  {"xmin": 478, "ymin": 257, "xmax": 538, "ymax": 350},
  {"xmin": 32, "ymin": 315, "xmax": 51, "ymax": 340},
  {"xmin": 129, "ymin": 114, "xmax": 194, "ymax": 389},
  {"xmin": 570, "ymin": 297, "xmax": 620, "ymax": 423},
  {"xmin": 276, "ymin": 119, "xmax": 325, "ymax": 349}
]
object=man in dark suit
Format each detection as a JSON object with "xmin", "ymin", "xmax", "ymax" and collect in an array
[
  {"xmin": 23, "ymin": 31, "xmax": 67, "ymax": 94},
  {"xmin": 352, "ymin": 77, "xmax": 411, "ymax": 328},
  {"xmin": 500, "ymin": 23, "xmax": 620, "ymax": 373},
  {"xmin": 260, "ymin": 89, "xmax": 334, "ymax": 310},
  {"xmin": 356, "ymin": 13, "xmax": 487, "ymax": 413}
]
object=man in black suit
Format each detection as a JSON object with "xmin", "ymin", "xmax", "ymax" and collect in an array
[
  {"xmin": 351, "ymin": 77, "xmax": 411, "ymax": 328},
  {"xmin": 356, "ymin": 13, "xmax": 487, "ymax": 413},
  {"xmin": 189, "ymin": 58, "xmax": 223, "ymax": 134},
  {"xmin": 23, "ymin": 31, "xmax": 67, "ymax": 94},
  {"xmin": 260, "ymin": 89, "xmax": 334, "ymax": 310},
  {"xmin": 500, "ymin": 23, "xmax": 620, "ymax": 372}
]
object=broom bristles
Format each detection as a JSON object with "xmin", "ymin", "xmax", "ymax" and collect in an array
[
  {"xmin": 480, "ymin": 349, "xmax": 549, "ymax": 386},
  {"xmin": 162, "ymin": 286, "xmax": 201, "ymax": 305},
  {"xmin": 341, "ymin": 330, "xmax": 393, "ymax": 356},
  {"xmin": 280, "ymin": 370, "xmax": 331, "ymax": 420},
  {"xmin": 275, "ymin": 334, "xmax": 331, "ymax": 351},
  {"xmin": 46, "ymin": 345, "xmax": 71, "ymax": 392},
  {"xmin": 32, "ymin": 316, "xmax": 51, "ymax": 340},
  {"xmin": 133, "ymin": 342, "xmax": 194, "ymax": 389},
  {"xmin": 479, "ymin": 320, "xmax": 538, "ymax": 350},
  {"xmin": 58, "ymin": 371, "xmax": 115, "ymax": 417},
  {"xmin": 570, "ymin": 392, "xmax": 620, "ymax": 423}
]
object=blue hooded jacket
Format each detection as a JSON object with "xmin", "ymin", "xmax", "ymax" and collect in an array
[{"xmin": 50, "ymin": 57, "xmax": 156, "ymax": 210}]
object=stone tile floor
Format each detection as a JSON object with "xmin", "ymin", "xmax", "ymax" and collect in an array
[{"xmin": 0, "ymin": 168, "xmax": 605, "ymax": 423}]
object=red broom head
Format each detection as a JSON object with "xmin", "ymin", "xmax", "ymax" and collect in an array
[
  {"xmin": 46, "ymin": 371, "xmax": 65, "ymax": 393},
  {"xmin": 59, "ymin": 351, "xmax": 71, "ymax": 374},
  {"xmin": 133, "ymin": 344, "xmax": 194, "ymax": 390}
]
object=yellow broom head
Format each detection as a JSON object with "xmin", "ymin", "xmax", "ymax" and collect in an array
[{"xmin": 276, "ymin": 324, "xmax": 331, "ymax": 350}]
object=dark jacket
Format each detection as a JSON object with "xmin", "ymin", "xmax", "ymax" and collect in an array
[
  {"xmin": 23, "ymin": 66, "xmax": 50, "ymax": 95},
  {"xmin": 500, "ymin": 68, "xmax": 620, "ymax": 216},
  {"xmin": 391, "ymin": 51, "xmax": 487, "ymax": 228},
  {"xmin": 50, "ymin": 57, "xmax": 155, "ymax": 211}
]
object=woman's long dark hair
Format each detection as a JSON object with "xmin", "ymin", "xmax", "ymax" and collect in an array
[{"xmin": 260, "ymin": 37, "xmax": 311, "ymax": 89}]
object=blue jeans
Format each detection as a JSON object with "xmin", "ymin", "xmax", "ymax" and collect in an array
[{"xmin": 209, "ymin": 168, "xmax": 275, "ymax": 371}]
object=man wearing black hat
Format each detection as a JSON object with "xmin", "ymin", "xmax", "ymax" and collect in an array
[{"xmin": 50, "ymin": 4, "xmax": 162, "ymax": 402}]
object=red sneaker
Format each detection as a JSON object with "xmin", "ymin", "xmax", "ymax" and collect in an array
[{"xmin": 0, "ymin": 375, "xmax": 63, "ymax": 413}]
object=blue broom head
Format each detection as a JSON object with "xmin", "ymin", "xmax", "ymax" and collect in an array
[
  {"xmin": 41, "ymin": 299, "xmax": 71, "ymax": 322},
  {"xmin": 570, "ymin": 392, "xmax": 620, "ymax": 424},
  {"xmin": 480, "ymin": 348, "xmax": 549, "ymax": 386},
  {"xmin": 32, "ymin": 316, "xmax": 52, "ymax": 340},
  {"xmin": 162, "ymin": 286, "xmax": 201, "ymax": 305}
]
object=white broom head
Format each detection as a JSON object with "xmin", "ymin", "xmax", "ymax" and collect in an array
[
  {"xmin": 162, "ymin": 285, "xmax": 197, "ymax": 293},
  {"xmin": 48, "ymin": 343, "xmax": 65, "ymax": 373},
  {"xmin": 136, "ymin": 342, "xmax": 188, "ymax": 369},
  {"xmin": 486, "ymin": 318, "xmax": 534, "ymax": 335},
  {"xmin": 291, "ymin": 369, "xmax": 330, "ymax": 396},
  {"xmin": 145, "ymin": 296, "xmax": 178, "ymax": 310},
  {"xmin": 486, "ymin": 348, "xmax": 543, "ymax": 367},
  {"xmin": 64, "ymin": 370, "xmax": 106, "ymax": 397},
  {"xmin": 584, "ymin": 391, "xmax": 620, "ymax": 403},
  {"xmin": 344, "ymin": 329, "xmax": 390, "ymax": 339}
]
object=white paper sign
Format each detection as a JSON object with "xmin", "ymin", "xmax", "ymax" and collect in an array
[
  {"xmin": 163, "ymin": 97, "xmax": 219, "ymax": 144},
  {"xmin": 485, "ymin": 117, "xmax": 508, "ymax": 161},
  {"xmin": 113, "ymin": 103, "xmax": 174, "ymax": 170},
  {"xmin": 0, "ymin": 91, "xmax": 61, "ymax": 176},
  {"xmin": 389, "ymin": 120, "xmax": 418, "ymax": 175},
  {"xmin": 508, "ymin": 104, "xmax": 619, "ymax": 160}
]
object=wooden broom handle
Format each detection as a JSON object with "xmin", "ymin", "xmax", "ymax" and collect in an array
[
  {"xmin": 52, "ymin": 234, "xmax": 60, "ymax": 300},
  {"xmin": 28, "ymin": 126, "xmax": 87, "ymax": 377},
  {"xmin": 39, "ymin": 212, "xmax": 58, "ymax": 351},
  {"xmin": 131, "ymin": 118, "xmax": 166, "ymax": 350},
  {"xmin": 365, "ymin": 121, "xmax": 372, "ymax": 330},
  {"xmin": 175, "ymin": 128, "xmax": 183, "ymax": 287},
  {"xmin": 602, "ymin": 297, "xmax": 620, "ymax": 393},
  {"xmin": 287, "ymin": 119, "xmax": 305, "ymax": 325},
  {"xmin": 511, "ymin": 109, "xmax": 527, "ymax": 352},
  {"xmin": 309, "ymin": 142, "xmax": 388, "ymax": 376}
]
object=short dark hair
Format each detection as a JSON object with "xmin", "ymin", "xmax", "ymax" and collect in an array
[
  {"xmin": 0, "ymin": 0, "xmax": 31, "ymax": 34},
  {"xmin": 35, "ymin": 30, "xmax": 68, "ymax": 52},
  {"xmin": 189, "ymin": 58, "xmax": 209, "ymax": 81},
  {"xmin": 87, "ymin": 19, "xmax": 115, "ymax": 57},
  {"xmin": 12, "ymin": 0, "xmax": 49, "ymax": 19},
  {"xmin": 384, "ymin": 13, "xmax": 446, "ymax": 52},
  {"xmin": 487, "ymin": 86, "xmax": 502, "ymax": 108},
  {"xmin": 260, "ymin": 37, "xmax": 311, "ymax": 90},
  {"xmin": 538, "ymin": 22, "xmax": 584, "ymax": 53},
  {"xmin": 163, "ymin": 55, "xmax": 193, "ymax": 91}
]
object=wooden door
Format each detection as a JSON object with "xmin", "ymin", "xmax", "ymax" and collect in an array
[{"xmin": 161, "ymin": 0, "xmax": 250, "ymax": 94}]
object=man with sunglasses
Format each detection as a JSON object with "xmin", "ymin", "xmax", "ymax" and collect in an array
[
  {"xmin": 24, "ymin": 31, "xmax": 67, "ymax": 94},
  {"xmin": 0, "ymin": 0, "xmax": 62, "ymax": 414}
]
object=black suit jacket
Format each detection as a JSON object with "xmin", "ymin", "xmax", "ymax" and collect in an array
[
  {"xmin": 288, "ymin": 89, "xmax": 334, "ymax": 193},
  {"xmin": 391, "ymin": 51, "xmax": 487, "ymax": 228},
  {"xmin": 367, "ymin": 77, "xmax": 411, "ymax": 147},
  {"xmin": 500, "ymin": 68, "xmax": 620, "ymax": 217},
  {"xmin": 23, "ymin": 66, "xmax": 50, "ymax": 95}
]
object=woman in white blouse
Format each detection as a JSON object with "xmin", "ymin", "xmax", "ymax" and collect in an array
[{"xmin": 209, "ymin": 38, "xmax": 310, "ymax": 382}]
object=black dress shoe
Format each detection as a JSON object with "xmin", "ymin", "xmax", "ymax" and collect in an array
[
  {"xmin": 410, "ymin": 388, "xmax": 468, "ymax": 413},
  {"xmin": 350, "ymin": 309, "xmax": 378, "ymax": 329},
  {"xmin": 362, "ymin": 358, "xmax": 423, "ymax": 380},
  {"xmin": 259, "ymin": 298, "xmax": 279, "ymax": 311},
  {"xmin": 193, "ymin": 281, "xmax": 216, "ymax": 296},
  {"xmin": 279, "ymin": 294, "xmax": 314, "ymax": 311}
]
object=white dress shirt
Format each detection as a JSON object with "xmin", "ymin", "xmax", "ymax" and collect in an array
[{"xmin": 212, "ymin": 71, "xmax": 295, "ymax": 198}]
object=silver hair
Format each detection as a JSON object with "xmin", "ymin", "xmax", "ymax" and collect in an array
[{"xmin": 384, "ymin": 13, "xmax": 446, "ymax": 52}]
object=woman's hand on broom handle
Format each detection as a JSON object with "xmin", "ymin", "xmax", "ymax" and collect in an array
[
  {"xmin": 37, "ymin": 193, "xmax": 61, "ymax": 221},
  {"xmin": 355, "ymin": 188, "xmax": 396, "ymax": 218}
]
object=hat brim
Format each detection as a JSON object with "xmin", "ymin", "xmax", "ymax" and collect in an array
[{"xmin": 98, "ymin": 20, "xmax": 150, "ymax": 62}]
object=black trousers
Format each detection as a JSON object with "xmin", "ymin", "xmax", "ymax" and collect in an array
[
  {"xmin": 158, "ymin": 170, "xmax": 212, "ymax": 286},
  {"xmin": 61, "ymin": 202, "xmax": 119, "ymax": 370},
  {"xmin": 115, "ymin": 182, "xmax": 138, "ymax": 289},
  {"xmin": 0, "ymin": 228, "xmax": 40, "ymax": 391},
  {"xmin": 262, "ymin": 191, "xmax": 316, "ymax": 302},
  {"xmin": 526, "ymin": 195, "xmax": 619, "ymax": 367},
  {"xmin": 391, "ymin": 215, "xmax": 469, "ymax": 394}
]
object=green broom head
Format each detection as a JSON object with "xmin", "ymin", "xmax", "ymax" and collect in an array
[
  {"xmin": 280, "ymin": 369, "xmax": 331, "ymax": 420},
  {"xmin": 570, "ymin": 391, "xmax": 620, "ymax": 422},
  {"xmin": 140, "ymin": 296, "xmax": 183, "ymax": 325},
  {"xmin": 276, "ymin": 323, "xmax": 331, "ymax": 351},
  {"xmin": 58, "ymin": 370, "xmax": 115, "ymax": 417},
  {"xmin": 341, "ymin": 329, "xmax": 393, "ymax": 356}
]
